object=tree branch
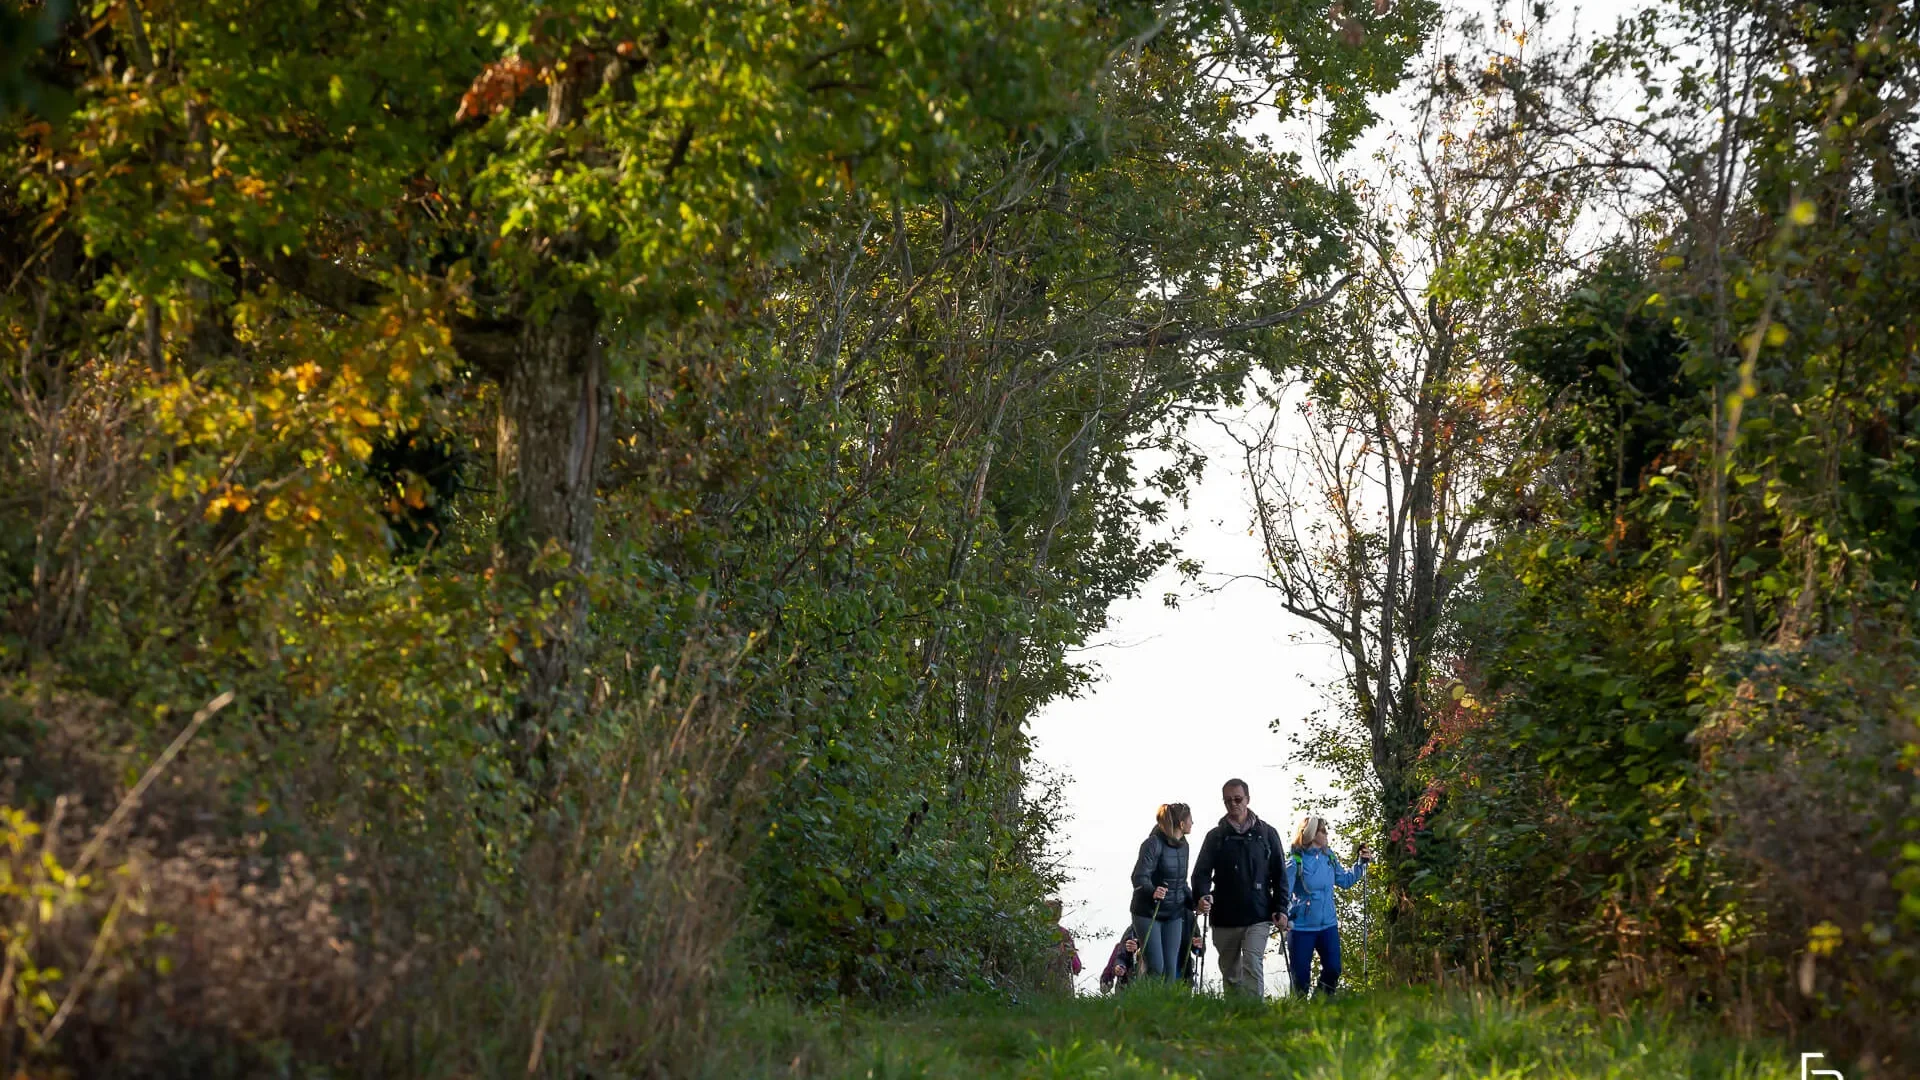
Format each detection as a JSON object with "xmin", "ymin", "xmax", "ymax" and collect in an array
[
  {"xmin": 1100, "ymin": 272, "xmax": 1355, "ymax": 352},
  {"xmin": 259, "ymin": 252, "xmax": 519, "ymax": 379}
]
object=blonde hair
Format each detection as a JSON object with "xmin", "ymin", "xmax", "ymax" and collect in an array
[
  {"xmin": 1292, "ymin": 815, "xmax": 1328, "ymax": 851},
  {"xmin": 1155, "ymin": 802, "xmax": 1192, "ymax": 839}
]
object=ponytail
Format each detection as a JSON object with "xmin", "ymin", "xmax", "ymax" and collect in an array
[
  {"xmin": 1292, "ymin": 814, "xmax": 1326, "ymax": 852},
  {"xmin": 1155, "ymin": 802, "xmax": 1192, "ymax": 840}
]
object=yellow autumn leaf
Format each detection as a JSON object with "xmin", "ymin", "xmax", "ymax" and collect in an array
[{"xmin": 1807, "ymin": 921, "xmax": 1842, "ymax": 956}]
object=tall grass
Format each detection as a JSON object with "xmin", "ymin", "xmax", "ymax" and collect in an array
[
  {"xmin": 370, "ymin": 635, "xmax": 768, "ymax": 1077},
  {"xmin": 2, "ymin": 631, "xmax": 767, "ymax": 1078}
]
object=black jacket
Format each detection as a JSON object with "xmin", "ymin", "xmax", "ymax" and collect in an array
[
  {"xmin": 1190, "ymin": 812, "xmax": 1289, "ymax": 928},
  {"xmin": 1129, "ymin": 829, "xmax": 1193, "ymax": 917}
]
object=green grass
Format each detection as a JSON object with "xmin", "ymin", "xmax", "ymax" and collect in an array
[{"xmin": 707, "ymin": 984, "xmax": 1792, "ymax": 1079}]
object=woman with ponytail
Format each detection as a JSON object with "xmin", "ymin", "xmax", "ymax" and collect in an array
[{"xmin": 1127, "ymin": 802, "xmax": 1195, "ymax": 981}]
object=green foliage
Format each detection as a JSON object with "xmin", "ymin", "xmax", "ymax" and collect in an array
[
  {"xmin": 1, "ymin": 0, "xmax": 1431, "ymax": 1071},
  {"xmin": 1372, "ymin": 2, "xmax": 1920, "ymax": 1065},
  {"xmin": 1509, "ymin": 257, "xmax": 1697, "ymax": 510}
]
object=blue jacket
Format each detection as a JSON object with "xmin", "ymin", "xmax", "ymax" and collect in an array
[{"xmin": 1285, "ymin": 847, "xmax": 1367, "ymax": 932}]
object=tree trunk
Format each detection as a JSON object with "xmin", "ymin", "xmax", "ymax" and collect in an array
[{"xmin": 497, "ymin": 292, "xmax": 607, "ymax": 776}]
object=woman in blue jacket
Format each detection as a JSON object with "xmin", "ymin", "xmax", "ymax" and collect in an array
[
  {"xmin": 1128, "ymin": 803, "xmax": 1195, "ymax": 981},
  {"xmin": 1284, "ymin": 815, "xmax": 1371, "ymax": 997}
]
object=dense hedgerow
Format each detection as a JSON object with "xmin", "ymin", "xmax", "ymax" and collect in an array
[
  {"xmin": 0, "ymin": 0, "xmax": 1427, "ymax": 1073},
  {"xmin": 1333, "ymin": 4, "xmax": 1920, "ymax": 1070}
]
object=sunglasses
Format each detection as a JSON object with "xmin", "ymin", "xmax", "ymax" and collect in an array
[{"xmin": 1223, "ymin": 795, "xmax": 1247, "ymax": 804}]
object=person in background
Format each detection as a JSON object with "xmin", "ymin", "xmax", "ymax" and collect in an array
[
  {"xmin": 1044, "ymin": 898, "xmax": 1081, "ymax": 992},
  {"xmin": 1190, "ymin": 777, "xmax": 1291, "ymax": 997},
  {"xmin": 1099, "ymin": 926, "xmax": 1143, "ymax": 992},
  {"xmin": 1284, "ymin": 815, "xmax": 1371, "ymax": 998},
  {"xmin": 1129, "ymin": 802, "xmax": 1195, "ymax": 981}
]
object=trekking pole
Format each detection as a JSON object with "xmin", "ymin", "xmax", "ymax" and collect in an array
[
  {"xmin": 1279, "ymin": 921, "xmax": 1294, "ymax": 996},
  {"xmin": 1358, "ymin": 842, "xmax": 1375, "ymax": 988},
  {"xmin": 1280, "ymin": 851, "xmax": 1300, "ymax": 996},
  {"xmin": 1196, "ymin": 910, "xmax": 1210, "ymax": 993},
  {"xmin": 1361, "ymin": 872, "xmax": 1371, "ymax": 986},
  {"xmin": 1140, "ymin": 896, "xmax": 1163, "ymax": 976}
]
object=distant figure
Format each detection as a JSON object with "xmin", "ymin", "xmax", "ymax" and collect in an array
[
  {"xmin": 1285, "ymin": 815, "xmax": 1372, "ymax": 998},
  {"xmin": 1129, "ymin": 802, "xmax": 1195, "ymax": 981},
  {"xmin": 1191, "ymin": 777, "xmax": 1291, "ymax": 997},
  {"xmin": 1044, "ymin": 898, "xmax": 1080, "ymax": 992},
  {"xmin": 1099, "ymin": 926, "xmax": 1143, "ymax": 992}
]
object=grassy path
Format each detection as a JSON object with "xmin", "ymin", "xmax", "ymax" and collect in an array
[{"xmin": 712, "ymin": 985, "xmax": 1794, "ymax": 1079}]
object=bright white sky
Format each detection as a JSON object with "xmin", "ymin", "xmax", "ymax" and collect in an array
[{"xmin": 1030, "ymin": 404, "xmax": 1347, "ymax": 995}]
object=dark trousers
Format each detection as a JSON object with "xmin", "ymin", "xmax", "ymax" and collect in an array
[
  {"xmin": 1131, "ymin": 914, "xmax": 1186, "ymax": 979},
  {"xmin": 1287, "ymin": 925, "xmax": 1342, "ymax": 996}
]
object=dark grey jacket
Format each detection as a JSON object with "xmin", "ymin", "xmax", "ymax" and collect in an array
[
  {"xmin": 1129, "ymin": 829, "xmax": 1192, "ymax": 918},
  {"xmin": 1190, "ymin": 812, "xmax": 1289, "ymax": 928}
]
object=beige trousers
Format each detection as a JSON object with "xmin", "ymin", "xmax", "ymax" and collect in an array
[{"xmin": 1211, "ymin": 919, "xmax": 1273, "ymax": 997}]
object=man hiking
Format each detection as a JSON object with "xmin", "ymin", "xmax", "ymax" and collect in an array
[{"xmin": 1190, "ymin": 778, "xmax": 1290, "ymax": 997}]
